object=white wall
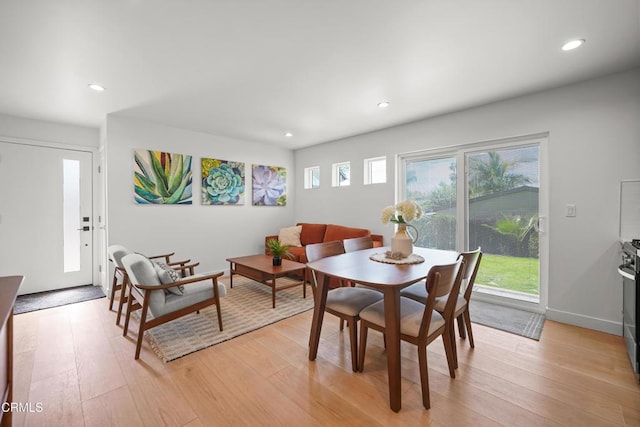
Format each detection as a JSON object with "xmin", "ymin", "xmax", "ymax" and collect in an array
[
  {"xmin": 0, "ymin": 113, "xmax": 98, "ymax": 148},
  {"xmin": 294, "ymin": 68, "xmax": 640, "ymax": 334},
  {"xmin": 104, "ymin": 115, "xmax": 295, "ymax": 274}
]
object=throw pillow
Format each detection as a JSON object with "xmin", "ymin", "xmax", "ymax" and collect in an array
[
  {"xmin": 152, "ymin": 261, "xmax": 184, "ymax": 295},
  {"xmin": 278, "ymin": 225, "xmax": 302, "ymax": 247}
]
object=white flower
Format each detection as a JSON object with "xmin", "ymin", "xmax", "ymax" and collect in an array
[{"xmin": 381, "ymin": 200, "xmax": 423, "ymax": 224}]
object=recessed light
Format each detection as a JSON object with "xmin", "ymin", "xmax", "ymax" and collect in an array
[
  {"xmin": 377, "ymin": 101, "xmax": 390, "ymax": 108},
  {"xmin": 284, "ymin": 132, "xmax": 293, "ymax": 137},
  {"xmin": 88, "ymin": 83, "xmax": 105, "ymax": 91},
  {"xmin": 562, "ymin": 39, "xmax": 585, "ymax": 51}
]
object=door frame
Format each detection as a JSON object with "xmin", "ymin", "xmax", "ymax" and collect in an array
[
  {"xmin": 0, "ymin": 134, "xmax": 100, "ymax": 289},
  {"xmin": 398, "ymin": 133, "xmax": 549, "ymax": 314}
]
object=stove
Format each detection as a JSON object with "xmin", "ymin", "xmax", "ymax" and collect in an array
[{"xmin": 620, "ymin": 240, "xmax": 640, "ymax": 382}]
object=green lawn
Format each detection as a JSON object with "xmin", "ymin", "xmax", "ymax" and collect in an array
[{"xmin": 475, "ymin": 253, "xmax": 539, "ymax": 295}]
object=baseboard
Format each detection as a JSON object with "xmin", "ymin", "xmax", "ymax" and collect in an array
[{"xmin": 545, "ymin": 308, "xmax": 622, "ymax": 336}]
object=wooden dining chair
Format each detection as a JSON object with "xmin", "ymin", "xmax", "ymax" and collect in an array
[
  {"xmin": 358, "ymin": 259, "xmax": 464, "ymax": 409},
  {"xmin": 343, "ymin": 236, "xmax": 374, "ymax": 253},
  {"xmin": 306, "ymin": 241, "xmax": 383, "ymax": 372},
  {"xmin": 401, "ymin": 247, "xmax": 482, "ymax": 368}
]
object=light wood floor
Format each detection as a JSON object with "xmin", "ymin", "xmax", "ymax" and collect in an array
[{"xmin": 11, "ymin": 296, "xmax": 640, "ymax": 426}]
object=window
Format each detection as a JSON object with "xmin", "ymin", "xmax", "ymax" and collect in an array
[
  {"xmin": 304, "ymin": 166, "xmax": 320, "ymax": 189},
  {"xmin": 331, "ymin": 161, "xmax": 350, "ymax": 187},
  {"xmin": 364, "ymin": 156, "xmax": 386, "ymax": 185},
  {"xmin": 63, "ymin": 159, "xmax": 81, "ymax": 272}
]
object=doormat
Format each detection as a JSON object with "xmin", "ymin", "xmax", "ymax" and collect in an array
[
  {"xmin": 469, "ymin": 299, "xmax": 545, "ymax": 340},
  {"xmin": 14, "ymin": 285, "xmax": 105, "ymax": 314}
]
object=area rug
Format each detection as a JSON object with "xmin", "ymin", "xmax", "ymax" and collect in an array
[
  {"xmin": 14, "ymin": 284, "xmax": 105, "ymax": 314},
  {"xmin": 142, "ymin": 276, "xmax": 313, "ymax": 363},
  {"xmin": 469, "ymin": 299, "xmax": 545, "ymax": 340}
]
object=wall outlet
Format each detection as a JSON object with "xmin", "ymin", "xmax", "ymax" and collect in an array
[{"xmin": 565, "ymin": 204, "xmax": 576, "ymax": 217}]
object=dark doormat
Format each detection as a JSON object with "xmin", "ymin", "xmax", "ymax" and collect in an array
[
  {"xmin": 14, "ymin": 284, "xmax": 105, "ymax": 315},
  {"xmin": 469, "ymin": 299, "xmax": 545, "ymax": 340}
]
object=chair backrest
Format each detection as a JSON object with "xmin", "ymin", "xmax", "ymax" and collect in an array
[
  {"xmin": 305, "ymin": 240, "xmax": 345, "ymax": 263},
  {"xmin": 420, "ymin": 258, "xmax": 464, "ymax": 337},
  {"xmin": 343, "ymin": 236, "xmax": 374, "ymax": 252},
  {"xmin": 108, "ymin": 245, "xmax": 133, "ymax": 269},
  {"xmin": 121, "ymin": 253, "xmax": 166, "ymax": 311},
  {"xmin": 458, "ymin": 247, "xmax": 482, "ymax": 301}
]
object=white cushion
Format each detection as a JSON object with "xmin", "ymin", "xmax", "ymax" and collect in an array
[
  {"xmin": 278, "ymin": 225, "xmax": 302, "ymax": 247},
  {"xmin": 360, "ymin": 297, "xmax": 445, "ymax": 338},
  {"xmin": 153, "ymin": 261, "xmax": 184, "ymax": 295}
]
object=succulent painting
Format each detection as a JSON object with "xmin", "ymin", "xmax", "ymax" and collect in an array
[
  {"xmin": 252, "ymin": 164, "xmax": 286, "ymax": 206},
  {"xmin": 134, "ymin": 149, "xmax": 193, "ymax": 204},
  {"xmin": 201, "ymin": 158, "xmax": 245, "ymax": 205}
]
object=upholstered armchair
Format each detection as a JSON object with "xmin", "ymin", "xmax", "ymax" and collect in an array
[{"xmin": 121, "ymin": 253, "xmax": 226, "ymax": 360}]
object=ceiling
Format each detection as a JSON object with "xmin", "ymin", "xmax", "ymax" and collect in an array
[{"xmin": 1, "ymin": 1, "xmax": 639, "ymax": 149}]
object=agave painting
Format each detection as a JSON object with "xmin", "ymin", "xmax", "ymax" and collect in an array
[
  {"xmin": 252, "ymin": 164, "xmax": 286, "ymax": 206},
  {"xmin": 201, "ymin": 158, "xmax": 245, "ymax": 205},
  {"xmin": 134, "ymin": 149, "xmax": 193, "ymax": 204}
]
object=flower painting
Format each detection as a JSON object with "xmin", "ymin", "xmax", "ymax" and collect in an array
[
  {"xmin": 134, "ymin": 149, "xmax": 192, "ymax": 204},
  {"xmin": 252, "ymin": 164, "xmax": 286, "ymax": 206},
  {"xmin": 201, "ymin": 158, "xmax": 245, "ymax": 205}
]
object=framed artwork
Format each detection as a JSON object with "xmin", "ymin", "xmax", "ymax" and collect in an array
[
  {"xmin": 252, "ymin": 164, "xmax": 286, "ymax": 206},
  {"xmin": 134, "ymin": 149, "xmax": 193, "ymax": 204},
  {"xmin": 201, "ymin": 158, "xmax": 245, "ymax": 205}
]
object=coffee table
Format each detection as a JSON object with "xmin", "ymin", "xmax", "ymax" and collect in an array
[{"xmin": 226, "ymin": 255, "xmax": 307, "ymax": 308}]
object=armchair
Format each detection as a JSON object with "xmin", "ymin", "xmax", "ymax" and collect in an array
[{"xmin": 121, "ymin": 253, "xmax": 226, "ymax": 360}]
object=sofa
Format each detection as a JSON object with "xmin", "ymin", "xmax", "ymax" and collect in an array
[{"xmin": 265, "ymin": 223, "xmax": 383, "ymax": 263}]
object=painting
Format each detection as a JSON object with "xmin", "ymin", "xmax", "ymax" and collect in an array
[
  {"xmin": 134, "ymin": 149, "xmax": 193, "ymax": 204},
  {"xmin": 252, "ymin": 164, "xmax": 286, "ymax": 206},
  {"xmin": 201, "ymin": 158, "xmax": 245, "ymax": 205}
]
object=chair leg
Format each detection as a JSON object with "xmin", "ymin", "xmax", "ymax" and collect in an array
[
  {"xmin": 215, "ymin": 300, "xmax": 224, "ymax": 332},
  {"xmin": 417, "ymin": 345, "xmax": 431, "ymax": 409},
  {"xmin": 450, "ymin": 321, "xmax": 459, "ymax": 370},
  {"xmin": 442, "ymin": 329, "xmax": 456, "ymax": 378},
  {"xmin": 109, "ymin": 273, "xmax": 118, "ymax": 311},
  {"xmin": 346, "ymin": 317, "xmax": 358, "ymax": 372},
  {"xmin": 358, "ymin": 323, "xmax": 368, "ymax": 372},
  {"xmin": 457, "ymin": 313, "xmax": 466, "ymax": 339},
  {"xmin": 116, "ymin": 280, "xmax": 128, "ymax": 326},
  {"xmin": 123, "ymin": 293, "xmax": 134, "ymax": 337},
  {"xmin": 463, "ymin": 310, "xmax": 474, "ymax": 348},
  {"xmin": 135, "ymin": 304, "xmax": 149, "ymax": 360},
  {"xmin": 339, "ymin": 319, "xmax": 345, "ymax": 331}
]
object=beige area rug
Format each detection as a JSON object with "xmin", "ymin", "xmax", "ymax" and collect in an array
[{"xmin": 142, "ymin": 276, "xmax": 313, "ymax": 363}]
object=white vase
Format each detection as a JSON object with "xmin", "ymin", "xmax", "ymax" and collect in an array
[{"xmin": 391, "ymin": 223, "xmax": 417, "ymax": 258}]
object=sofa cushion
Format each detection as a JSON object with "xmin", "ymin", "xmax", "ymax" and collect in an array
[
  {"xmin": 287, "ymin": 246, "xmax": 307, "ymax": 263},
  {"xmin": 278, "ymin": 225, "xmax": 302, "ymax": 247},
  {"xmin": 323, "ymin": 224, "xmax": 370, "ymax": 243},
  {"xmin": 297, "ymin": 223, "xmax": 327, "ymax": 246}
]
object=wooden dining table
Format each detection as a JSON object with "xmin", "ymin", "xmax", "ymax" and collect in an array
[{"xmin": 306, "ymin": 246, "xmax": 458, "ymax": 412}]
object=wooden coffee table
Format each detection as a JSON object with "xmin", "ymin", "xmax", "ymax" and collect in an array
[{"xmin": 226, "ymin": 255, "xmax": 307, "ymax": 308}]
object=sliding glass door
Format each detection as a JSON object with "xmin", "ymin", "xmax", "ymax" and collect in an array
[{"xmin": 400, "ymin": 137, "xmax": 547, "ymax": 310}]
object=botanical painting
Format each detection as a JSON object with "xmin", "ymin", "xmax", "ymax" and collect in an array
[
  {"xmin": 134, "ymin": 149, "xmax": 193, "ymax": 204},
  {"xmin": 201, "ymin": 158, "xmax": 245, "ymax": 205},
  {"xmin": 252, "ymin": 164, "xmax": 286, "ymax": 206}
]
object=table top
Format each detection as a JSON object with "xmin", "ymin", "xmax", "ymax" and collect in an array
[
  {"xmin": 306, "ymin": 246, "xmax": 458, "ymax": 288},
  {"xmin": 226, "ymin": 254, "xmax": 306, "ymax": 274}
]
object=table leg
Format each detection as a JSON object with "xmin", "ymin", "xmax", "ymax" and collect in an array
[
  {"xmin": 229, "ymin": 262, "xmax": 234, "ymax": 288},
  {"xmin": 383, "ymin": 287, "xmax": 402, "ymax": 412},
  {"xmin": 308, "ymin": 272, "xmax": 329, "ymax": 360},
  {"xmin": 271, "ymin": 275, "xmax": 276, "ymax": 308}
]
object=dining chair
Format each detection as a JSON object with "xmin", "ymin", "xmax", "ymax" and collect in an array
[
  {"xmin": 306, "ymin": 241, "xmax": 383, "ymax": 372},
  {"xmin": 343, "ymin": 236, "xmax": 374, "ymax": 252},
  {"xmin": 121, "ymin": 253, "xmax": 225, "ymax": 360},
  {"xmin": 108, "ymin": 245, "xmax": 193, "ymax": 326},
  {"xmin": 358, "ymin": 259, "xmax": 464, "ymax": 409},
  {"xmin": 401, "ymin": 247, "xmax": 482, "ymax": 367}
]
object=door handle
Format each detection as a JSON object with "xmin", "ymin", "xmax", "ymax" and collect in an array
[{"xmin": 77, "ymin": 226, "xmax": 91, "ymax": 231}]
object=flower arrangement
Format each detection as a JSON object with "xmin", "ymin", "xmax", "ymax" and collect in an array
[{"xmin": 381, "ymin": 200, "xmax": 423, "ymax": 225}]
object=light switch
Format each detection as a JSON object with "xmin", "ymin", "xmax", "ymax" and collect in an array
[{"xmin": 565, "ymin": 204, "xmax": 576, "ymax": 217}]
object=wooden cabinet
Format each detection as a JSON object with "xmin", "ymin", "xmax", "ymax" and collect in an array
[{"xmin": 0, "ymin": 276, "xmax": 23, "ymax": 427}]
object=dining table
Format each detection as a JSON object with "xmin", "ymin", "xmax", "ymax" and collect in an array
[{"xmin": 306, "ymin": 245, "xmax": 459, "ymax": 412}]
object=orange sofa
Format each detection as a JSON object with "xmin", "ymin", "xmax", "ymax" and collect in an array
[{"xmin": 264, "ymin": 223, "xmax": 383, "ymax": 263}]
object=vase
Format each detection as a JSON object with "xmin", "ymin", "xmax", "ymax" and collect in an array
[
  {"xmin": 391, "ymin": 223, "xmax": 418, "ymax": 258},
  {"xmin": 272, "ymin": 256, "xmax": 282, "ymax": 266}
]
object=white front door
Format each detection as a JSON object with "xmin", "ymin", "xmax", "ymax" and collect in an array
[{"xmin": 0, "ymin": 141, "xmax": 93, "ymax": 295}]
